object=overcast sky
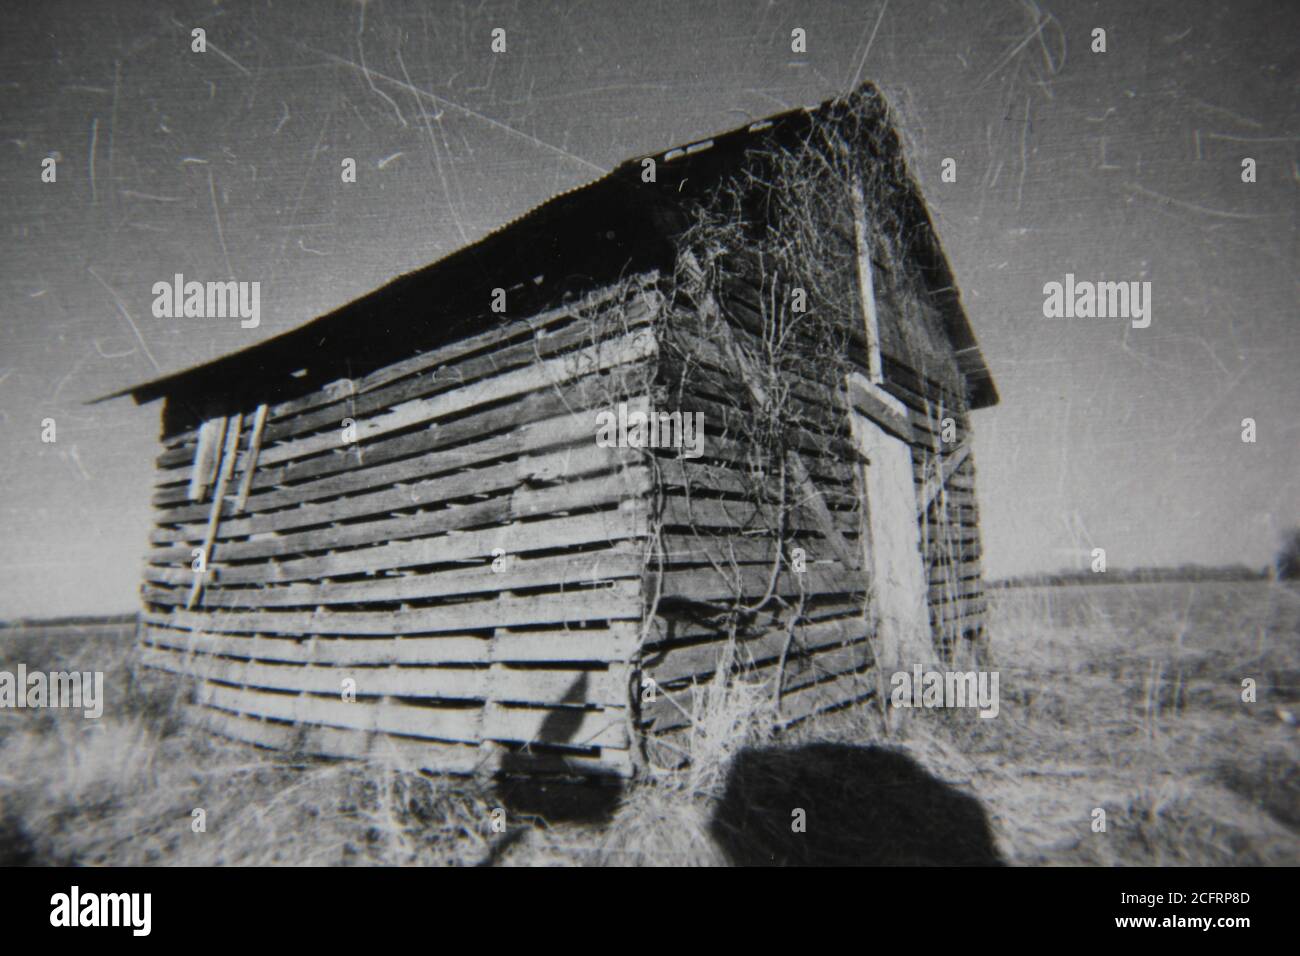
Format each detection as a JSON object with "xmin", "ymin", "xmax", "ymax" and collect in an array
[{"xmin": 1, "ymin": 0, "xmax": 1295, "ymax": 618}]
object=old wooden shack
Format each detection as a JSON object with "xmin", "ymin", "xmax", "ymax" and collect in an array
[{"xmin": 96, "ymin": 84, "xmax": 997, "ymax": 778}]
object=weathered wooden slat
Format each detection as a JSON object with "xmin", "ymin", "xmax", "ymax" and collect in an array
[
  {"xmin": 168, "ymin": 437, "xmax": 197, "ymax": 470},
  {"xmin": 149, "ymin": 467, "xmax": 650, "ymax": 566},
  {"xmin": 926, "ymin": 559, "xmax": 983, "ymax": 583},
  {"xmin": 194, "ymin": 707, "xmax": 634, "ymax": 777},
  {"xmin": 720, "ymin": 275, "xmax": 870, "ymax": 359},
  {"xmin": 142, "ymin": 621, "xmax": 639, "ymax": 666},
  {"xmin": 141, "ymin": 646, "xmax": 626, "ymax": 707},
  {"xmin": 660, "ymin": 350, "xmax": 848, "ymax": 443},
  {"xmin": 144, "ymin": 625, "xmax": 486, "ymax": 665},
  {"xmin": 921, "ymin": 488, "xmax": 978, "ymax": 509},
  {"xmin": 493, "ymin": 663, "xmax": 631, "ymax": 708},
  {"xmin": 922, "ymin": 519, "xmax": 983, "ymax": 542},
  {"xmin": 145, "ymin": 506, "xmax": 648, "ymax": 587},
  {"xmin": 644, "ymin": 638, "xmax": 873, "ymax": 732},
  {"xmin": 930, "ymin": 596, "xmax": 989, "ymax": 624},
  {"xmin": 656, "ymin": 430, "xmax": 856, "ymax": 490},
  {"xmin": 926, "ymin": 510, "xmax": 982, "ymax": 534},
  {"xmin": 659, "ymin": 494, "xmax": 858, "ymax": 536},
  {"xmin": 931, "ymin": 487, "xmax": 980, "ymax": 514},
  {"xmin": 198, "ymin": 682, "xmax": 481, "ymax": 740},
  {"xmin": 646, "ymin": 616, "xmax": 872, "ymax": 686},
  {"xmin": 912, "ymin": 458, "xmax": 975, "ymax": 484},
  {"xmin": 927, "ymin": 577, "xmax": 984, "ymax": 602},
  {"xmin": 145, "ymin": 579, "xmax": 642, "ymax": 637},
  {"xmin": 644, "ymin": 595, "xmax": 867, "ymax": 643},
  {"xmin": 920, "ymin": 524, "xmax": 982, "ymax": 547},
  {"xmin": 426, "ymin": 691, "xmax": 630, "ymax": 750},
  {"xmin": 651, "ymin": 532, "xmax": 838, "ymax": 568},
  {"xmin": 655, "ymin": 458, "xmax": 857, "ymax": 510},
  {"xmin": 195, "ymin": 681, "xmax": 627, "ymax": 749},
  {"xmin": 145, "ymin": 549, "xmax": 642, "ymax": 610},
  {"xmin": 654, "ymin": 563, "xmax": 864, "ymax": 605},
  {"xmin": 924, "ymin": 543, "xmax": 984, "ymax": 566},
  {"xmin": 667, "ymin": 324, "xmax": 840, "ymax": 400},
  {"xmin": 671, "ymin": 391, "xmax": 858, "ymax": 465},
  {"xmin": 941, "ymin": 611, "xmax": 988, "ymax": 635},
  {"xmin": 775, "ymin": 666, "xmax": 875, "ymax": 726},
  {"xmin": 923, "ymin": 494, "xmax": 981, "ymax": 520}
]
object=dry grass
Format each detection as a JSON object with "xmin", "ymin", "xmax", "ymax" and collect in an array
[
  {"xmin": 948, "ymin": 580, "xmax": 1300, "ymax": 866},
  {"xmin": 0, "ymin": 625, "xmax": 502, "ymax": 866},
  {"xmin": 2, "ymin": 579, "xmax": 1296, "ymax": 866}
]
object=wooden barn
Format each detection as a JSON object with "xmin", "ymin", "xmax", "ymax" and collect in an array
[{"xmin": 95, "ymin": 84, "xmax": 997, "ymax": 779}]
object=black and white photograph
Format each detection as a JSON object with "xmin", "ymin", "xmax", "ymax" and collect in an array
[{"xmin": 0, "ymin": 0, "xmax": 1294, "ymax": 914}]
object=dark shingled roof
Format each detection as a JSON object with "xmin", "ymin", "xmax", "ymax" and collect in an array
[{"xmin": 91, "ymin": 83, "xmax": 997, "ymax": 410}]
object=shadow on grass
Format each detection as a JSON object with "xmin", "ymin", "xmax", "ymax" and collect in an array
[
  {"xmin": 1214, "ymin": 750, "xmax": 1300, "ymax": 833},
  {"xmin": 494, "ymin": 775, "xmax": 622, "ymax": 825},
  {"xmin": 710, "ymin": 743, "xmax": 1003, "ymax": 866},
  {"xmin": 0, "ymin": 804, "xmax": 37, "ymax": 866}
]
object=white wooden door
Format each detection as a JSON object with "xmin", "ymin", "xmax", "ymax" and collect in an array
[{"xmin": 846, "ymin": 373, "xmax": 933, "ymax": 672}]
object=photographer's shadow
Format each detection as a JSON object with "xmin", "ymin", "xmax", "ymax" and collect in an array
[{"xmin": 709, "ymin": 742, "xmax": 1004, "ymax": 866}]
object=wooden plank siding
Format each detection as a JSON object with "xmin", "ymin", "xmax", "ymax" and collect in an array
[
  {"xmin": 636, "ymin": 257, "xmax": 987, "ymax": 758},
  {"xmin": 638, "ymin": 291, "xmax": 874, "ymax": 744},
  {"xmin": 139, "ymin": 263, "xmax": 987, "ymax": 777},
  {"xmin": 140, "ymin": 281, "xmax": 665, "ymax": 777},
  {"xmin": 722, "ymin": 262, "xmax": 988, "ymax": 648}
]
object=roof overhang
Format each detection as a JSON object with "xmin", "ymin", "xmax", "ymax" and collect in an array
[{"xmin": 89, "ymin": 83, "xmax": 996, "ymax": 411}]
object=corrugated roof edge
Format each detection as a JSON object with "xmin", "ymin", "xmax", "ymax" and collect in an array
[{"xmin": 88, "ymin": 83, "xmax": 996, "ymax": 410}]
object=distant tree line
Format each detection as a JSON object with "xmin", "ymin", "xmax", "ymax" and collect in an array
[
  {"xmin": 0, "ymin": 611, "xmax": 138, "ymax": 631},
  {"xmin": 1277, "ymin": 529, "xmax": 1300, "ymax": 581},
  {"xmin": 992, "ymin": 529, "xmax": 1300, "ymax": 588},
  {"xmin": 989, "ymin": 564, "xmax": 1269, "ymax": 589}
]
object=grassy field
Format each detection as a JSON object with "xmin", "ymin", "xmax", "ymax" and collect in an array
[{"xmin": 1, "ymin": 580, "xmax": 1297, "ymax": 866}]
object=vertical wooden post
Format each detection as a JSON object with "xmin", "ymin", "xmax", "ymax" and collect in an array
[
  {"xmin": 849, "ymin": 172, "xmax": 884, "ymax": 385},
  {"xmin": 233, "ymin": 403, "xmax": 269, "ymax": 512},
  {"xmin": 188, "ymin": 412, "xmax": 243, "ymax": 609},
  {"xmin": 188, "ymin": 415, "xmax": 226, "ymax": 502}
]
